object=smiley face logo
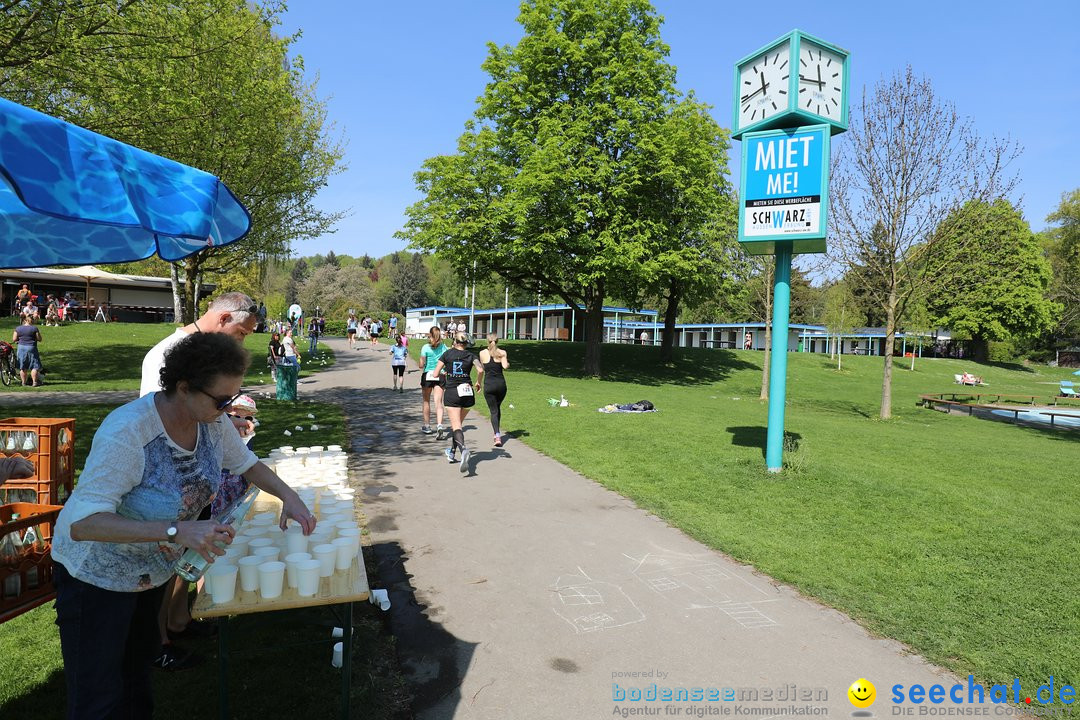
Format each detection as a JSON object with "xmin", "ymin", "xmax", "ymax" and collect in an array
[{"xmin": 848, "ymin": 678, "xmax": 876, "ymax": 708}]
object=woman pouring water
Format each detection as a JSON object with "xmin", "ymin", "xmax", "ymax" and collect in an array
[{"xmin": 50, "ymin": 332, "xmax": 315, "ymax": 719}]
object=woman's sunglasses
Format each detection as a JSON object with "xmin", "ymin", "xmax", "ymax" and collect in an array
[{"xmin": 197, "ymin": 388, "xmax": 244, "ymax": 411}]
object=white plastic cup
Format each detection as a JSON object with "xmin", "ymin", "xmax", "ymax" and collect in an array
[
  {"xmin": 258, "ymin": 561, "xmax": 286, "ymax": 599},
  {"xmin": 252, "ymin": 512, "xmax": 277, "ymax": 526},
  {"xmin": 223, "ymin": 545, "xmax": 247, "ymax": 563},
  {"xmin": 285, "ymin": 527, "xmax": 309, "ymax": 555},
  {"xmin": 228, "ymin": 535, "xmax": 252, "ymax": 556},
  {"xmin": 248, "ymin": 537, "xmax": 274, "ymax": 553},
  {"xmin": 327, "ymin": 445, "xmax": 342, "ymax": 452},
  {"xmin": 337, "ymin": 527, "xmax": 362, "ymax": 555},
  {"xmin": 238, "ymin": 556, "xmax": 262, "ymax": 592},
  {"xmin": 311, "ymin": 543, "xmax": 338, "ymax": 577},
  {"xmin": 285, "ymin": 552, "xmax": 312, "ymax": 588},
  {"xmin": 207, "ymin": 564, "xmax": 238, "ymax": 604},
  {"xmin": 332, "ymin": 537, "xmax": 355, "ymax": 571},
  {"xmin": 331, "ymin": 641, "xmax": 343, "ymax": 668},
  {"xmin": 252, "ymin": 545, "xmax": 280, "ymax": 563},
  {"xmin": 296, "ymin": 558, "xmax": 321, "ymax": 597},
  {"xmin": 369, "ymin": 588, "xmax": 391, "ymax": 611}
]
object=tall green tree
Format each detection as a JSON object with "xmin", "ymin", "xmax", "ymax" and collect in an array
[
  {"xmin": 821, "ymin": 280, "xmax": 858, "ymax": 370},
  {"xmin": 622, "ymin": 97, "xmax": 739, "ymax": 363},
  {"xmin": 1042, "ymin": 189, "xmax": 1080, "ymax": 339},
  {"xmin": 2, "ymin": 1, "xmax": 345, "ymax": 321},
  {"xmin": 920, "ymin": 199, "xmax": 1058, "ymax": 360},
  {"xmin": 380, "ymin": 252, "xmax": 432, "ymax": 314},
  {"xmin": 400, "ymin": 0, "xmax": 718, "ymax": 377},
  {"xmin": 829, "ymin": 67, "xmax": 1020, "ymax": 418},
  {"xmin": 286, "ymin": 258, "xmax": 309, "ymax": 304}
]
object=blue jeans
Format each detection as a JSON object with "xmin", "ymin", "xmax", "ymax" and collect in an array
[
  {"xmin": 53, "ymin": 563, "xmax": 169, "ymax": 720},
  {"xmin": 308, "ymin": 335, "xmax": 318, "ymax": 354}
]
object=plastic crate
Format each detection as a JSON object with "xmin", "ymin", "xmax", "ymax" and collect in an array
[
  {"xmin": 0, "ymin": 417, "xmax": 75, "ymax": 505},
  {"xmin": 0, "ymin": 502, "xmax": 63, "ymax": 624}
]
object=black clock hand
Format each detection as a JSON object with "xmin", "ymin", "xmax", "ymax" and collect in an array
[
  {"xmin": 741, "ymin": 78, "xmax": 769, "ymax": 102},
  {"xmin": 816, "ymin": 64, "xmax": 823, "ymax": 89},
  {"xmin": 760, "ymin": 72, "xmax": 768, "ymax": 99}
]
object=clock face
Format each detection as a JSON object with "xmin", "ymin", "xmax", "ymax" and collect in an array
[
  {"xmin": 738, "ymin": 44, "xmax": 791, "ymax": 129},
  {"xmin": 798, "ymin": 41, "xmax": 844, "ymax": 119}
]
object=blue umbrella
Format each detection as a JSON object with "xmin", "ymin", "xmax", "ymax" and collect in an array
[{"xmin": 0, "ymin": 97, "xmax": 249, "ymax": 269}]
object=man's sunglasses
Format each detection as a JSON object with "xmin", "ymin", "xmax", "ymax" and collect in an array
[{"xmin": 197, "ymin": 388, "xmax": 244, "ymax": 411}]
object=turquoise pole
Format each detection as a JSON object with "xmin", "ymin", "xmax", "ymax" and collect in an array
[{"xmin": 766, "ymin": 242, "xmax": 793, "ymax": 472}]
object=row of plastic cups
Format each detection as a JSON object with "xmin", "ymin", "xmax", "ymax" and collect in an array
[
  {"xmin": 206, "ymin": 555, "xmax": 319, "ymax": 603},
  {"xmin": 273, "ymin": 444, "xmax": 343, "ymax": 453},
  {"xmin": 236, "ymin": 523, "xmax": 358, "ymax": 557},
  {"xmin": 207, "ymin": 535, "xmax": 360, "ymax": 604}
]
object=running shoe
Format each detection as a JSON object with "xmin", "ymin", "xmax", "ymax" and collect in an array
[
  {"xmin": 444, "ymin": 447, "xmax": 456, "ymax": 464},
  {"xmin": 459, "ymin": 448, "xmax": 470, "ymax": 472},
  {"xmin": 493, "ymin": 434, "xmax": 503, "ymax": 448},
  {"xmin": 421, "ymin": 425, "xmax": 432, "ymax": 435},
  {"xmin": 435, "ymin": 425, "xmax": 446, "ymax": 441}
]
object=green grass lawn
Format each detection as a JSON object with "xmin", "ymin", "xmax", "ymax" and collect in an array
[
  {"xmin": 456, "ymin": 341, "xmax": 1080, "ymax": 699},
  {"xmin": 0, "ymin": 400, "xmax": 412, "ymax": 719},
  {"xmin": 0, "ymin": 318, "xmax": 335, "ymax": 392}
]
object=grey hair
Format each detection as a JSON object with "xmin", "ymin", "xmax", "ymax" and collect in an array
[{"xmin": 208, "ymin": 292, "xmax": 256, "ymax": 325}]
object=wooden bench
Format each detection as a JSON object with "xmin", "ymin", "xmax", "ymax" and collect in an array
[{"xmin": 1038, "ymin": 411, "xmax": 1080, "ymax": 428}]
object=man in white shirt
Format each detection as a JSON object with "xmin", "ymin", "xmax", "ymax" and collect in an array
[
  {"xmin": 140, "ymin": 293, "xmax": 258, "ymax": 397},
  {"xmin": 139, "ymin": 291, "xmax": 257, "ymax": 670}
]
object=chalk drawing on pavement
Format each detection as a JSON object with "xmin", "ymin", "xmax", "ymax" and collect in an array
[
  {"xmin": 550, "ymin": 567, "xmax": 645, "ymax": 634},
  {"xmin": 628, "ymin": 551, "xmax": 780, "ymax": 630}
]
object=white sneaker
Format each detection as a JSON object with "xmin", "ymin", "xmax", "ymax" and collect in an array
[
  {"xmin": 459, "ymin": 448, "xmax": 470, "ymax": 473},
  {"xmin": 444, "ymin": 447, "xmax": 456, "ymax": 464}
]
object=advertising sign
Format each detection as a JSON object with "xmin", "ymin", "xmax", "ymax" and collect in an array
[{"xmin": 738, "ymin": 124, "xmax": 830, "ymax": 255}]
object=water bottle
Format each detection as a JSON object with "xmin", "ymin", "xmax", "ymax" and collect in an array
[
  {"xmin": 1, "ymin": 514, "xmax": 23, "ymax": 599},
  {"xmin": 174, "ymin": 485, "xmax": 261, "ymax": 582},
  {"xmin": 20, "ymin": 520, "xmax": 43, "ymax": 588}
]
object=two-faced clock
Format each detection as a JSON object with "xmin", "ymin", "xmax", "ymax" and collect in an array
[{"xmin": 733, "ymin": 30, "xmax": 849, "ymax": 139}]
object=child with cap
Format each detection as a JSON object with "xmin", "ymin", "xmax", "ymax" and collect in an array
[{"xmin": 211, "ymin": 394, "xmax": 259, "ymax": 516}]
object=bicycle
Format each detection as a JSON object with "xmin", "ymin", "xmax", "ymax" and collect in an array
[{"xmin": 0, "ymin": 341, "xmax": 16, "ymax": 386}]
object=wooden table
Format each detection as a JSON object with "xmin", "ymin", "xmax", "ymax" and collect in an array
[{"xmin": 192, "ymin": 549, "xmax": 370, "ymax": 720}]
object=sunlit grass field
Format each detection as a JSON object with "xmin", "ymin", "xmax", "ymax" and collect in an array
[
  {"xmin": 0, "ymin": 318, "xmax": 333, "ymax": 392},
  {"xmin": 447, "ymin": 340, "xmax": 1080, "ymax": 700}
]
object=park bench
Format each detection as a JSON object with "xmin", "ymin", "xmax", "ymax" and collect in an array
[{"xmin": 1036, "ymin": 410, "xmax": 1080, "ymax": 427}]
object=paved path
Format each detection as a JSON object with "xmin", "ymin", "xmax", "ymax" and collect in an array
[
  {"xmin": 294, "ymin": 338, "xmax": 967, "ymax": 720},
  {"xmin": 6, "ymin": 339, "xmax": 966, "ymax": 719}
]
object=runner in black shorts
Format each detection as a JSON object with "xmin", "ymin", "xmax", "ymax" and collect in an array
[{"xmin": 434, "ymin": 332, "xmax": 484, "ymax": 472}]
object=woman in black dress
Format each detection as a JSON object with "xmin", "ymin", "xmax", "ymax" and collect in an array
[
  {"xmin": 478, "ymin": 335, "xmax": 510, "ymax": 447},
  {"xmin": 267, "ymin": 331, "xmax": 285, "ymax": 381},
  {"xmin": 433, "ymin": 333, "xmax": 484, "ymax": 471}
]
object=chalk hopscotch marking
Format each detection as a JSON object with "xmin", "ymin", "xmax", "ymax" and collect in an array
[
  {"xmin": 627, "ymin": 551, "xmax": 781, "ymax": 630},
  {"xmin": 550, "ymin": 567, "xmax": 645, "ymax": 634}
]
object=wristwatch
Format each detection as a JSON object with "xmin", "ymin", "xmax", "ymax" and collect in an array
[{"xmin": 166, "ymin": 522, "xmax": 178, "ymax": 541}]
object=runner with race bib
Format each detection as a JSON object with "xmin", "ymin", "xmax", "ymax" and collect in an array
[{"xmin": 434, "ymin": 332, "xmax": 484, "ymax": 473}]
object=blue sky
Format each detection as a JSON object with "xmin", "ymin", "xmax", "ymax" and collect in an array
[{"xmin": 278, "ymin": 1, "xmax": 1079, "ymax": 260}]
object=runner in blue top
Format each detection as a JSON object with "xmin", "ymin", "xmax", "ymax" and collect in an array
[
  {"xmin": 418, "ymin": 326, "xmax": 448, "ymax": 437},
  {"xmin": 390, "ymin": 334, "xmax": 409, "ymax": 392}
]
